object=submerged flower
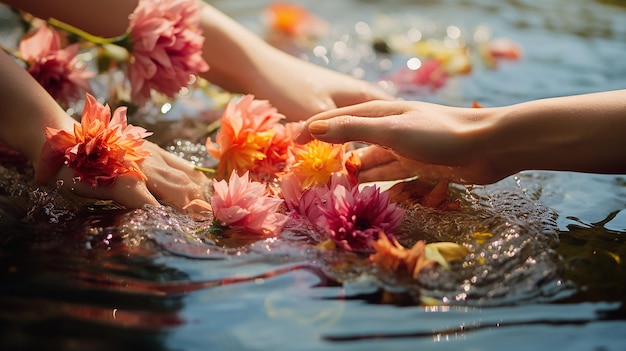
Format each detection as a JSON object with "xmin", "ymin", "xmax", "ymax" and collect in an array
[
  {"xmin": 210, "ymin": 171, "xmax": 288, "ymax": 235},
  {"xmin": 370, "ymin": 236, "xmax": 469, "ymax": 278},
  {"xmin": 317, "ymin": 181, "xmax": 405, "ymax": 252},
  {"xmin": 18, "ymin": 25, "xmax": 93, "ymax": 105},
  {"xmin": 369, "ymin": 235, "xmax": 436, "ymax": 279},
  {"xmin": 43, "ymin": 93, "xmax": 152, "ymax": 187},
  {"xmin": 128, "ymin": 0, "xmax": 209, "ymax": 103},
  {"xmin": 287, "ymin": 140, "xmax": 344, "ymax": 190},
  {"xmin": 206, "ymin": 95, "xmax": 288, "ymax": 179}
]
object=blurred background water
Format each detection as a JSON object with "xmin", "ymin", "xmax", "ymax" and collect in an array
[{"xmin": 1, "ymin": 0, "xmax": 626, "ymax": 350}]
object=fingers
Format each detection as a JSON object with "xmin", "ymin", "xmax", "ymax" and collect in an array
[
  {"xmin": 332, "ymin": 82, "xmax": 395, "ymax": 108},
  {"xmin": 352, "ymin": 146, "xmax": 410, "ymax": 183},
  {"xmin": 142, "ymin": 148, "xmax": 210, "ymax": 210},
  {"xmin": 308, "ymin": 114, "xmax": 398, "ymax": 147},
  {"xmin": 295, "ymin": 100, "xmax": 406, "ymax": 144},
  {"xmin": 354, "ymin": 145, "xmax": 397, "ymax": 169},
  {"xmin": 109, "ymin": 177, "xmax": 161, "ymax": 209},
  {"xmin": 59, "ymin": 167, "xmax": 160, "ymax": 209}
]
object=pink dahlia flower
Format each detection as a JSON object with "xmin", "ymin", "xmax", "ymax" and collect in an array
[
  {"xmin": 317, "ymin": 182, "xmax": 406, "ymax": 252},
  {"xmin": 211, "ymin": 171, "xmax": 288, "ymax": 235},
  {"xmin": 42, "ymin": 93, "xmax": 152, "ymax": 187},
  {"xmin": 128, "ymin": 0, "xmax": 209, "ymax": 103},
  {"xmin": 18, "ymin": 26, "xmax": 93, "ymax": 106}
]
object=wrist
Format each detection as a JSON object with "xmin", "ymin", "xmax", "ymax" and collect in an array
[{"xmin": 468, "ymin": 105, "xmax": 526, "ymax": 182}]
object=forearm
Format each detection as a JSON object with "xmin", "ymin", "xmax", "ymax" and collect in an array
[
  {"xmin": 486, "ymin": 90, "xmax": 626, "ymax": 176},
  {"xmin": 0, "ymin": 51, "xmax": 75, "ymax": 164},
  {"xmin": 4, "ymin": 0, "xmax": 286, "ymax": 96},
  {"xmin": 2, "ymin": 0, "xmax": 137, "ymax": 37},
  {"xmin": 196, "ymin": 3, "xmax": 288, "ymax": 94}
]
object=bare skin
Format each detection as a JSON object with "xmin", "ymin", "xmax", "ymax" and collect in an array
[
  {"xmin": 297, "ymin": 90, "xmax": 626, "ymax": 184},
  {"xmin": 4, "ymin": 0, "xmax": 393, "ymax": 121},
  {"xmin": 0, "ymin": 0, "xmax": 392, "ymax": 208},
  {"xmin": 0, "ymin": 50, "xmax": 208, "ymax": 209}
]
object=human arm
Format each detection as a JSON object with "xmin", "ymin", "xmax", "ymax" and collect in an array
[
  {"xmin": 3, "ymin": 0, "xmax": 393, "ymax": 121},
  {"xmin": 0, "ymin": 50, "xmax": 208, "ymax": 209},
  {"xmin": 195, "ymin": 3, "xmax": 393, "ymax": 121},
  {"xmin": 297, "ymin": 90, "xmax": 626, "ymax": 184}
]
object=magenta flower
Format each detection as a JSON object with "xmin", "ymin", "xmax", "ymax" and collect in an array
[
  {"xmin": 211, "ymin": 171, "xmax": 288, "ymax": 236},
  {"xmin": 317, "ymin": 182, "xmax": 406, "ymax": 252},
  {"xmin": 18, "ymin": 26, "xmax": 93, "ymax": 106},
  {"xmin": 128, "ymin": 0, "xmax": 209, "ymax": 103}
]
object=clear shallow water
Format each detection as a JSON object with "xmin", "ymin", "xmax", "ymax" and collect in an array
[{"xmin": 2, "ymin": 0, "xmax": 626, "ymax": 350}]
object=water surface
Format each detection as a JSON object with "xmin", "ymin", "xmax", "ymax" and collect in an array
[{"xmin": 1, "ymin": 0, "xmax": 626, "ymax": 350}]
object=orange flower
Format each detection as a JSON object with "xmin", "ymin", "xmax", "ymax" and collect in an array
[
  {"xmin": 206, "ymin": 95, "xmax": 288, "ymax": 180},
  {"xmin": 252, "ymin": 123, "xmax": 293, "ymax": 182},
  {"xmin": 287, "ymin": 140, "xmax": 344, "ymax": 189},
  {"xmin": 262, "ymin": 2, "xmax": 327, "ymax": 38},
  {"xmin": 369, "ymin": 235, "xmax": 436, "ymax": 279},
  {"xmin": 43, "ymin": 93, "xmax": 152, "ymax": 187}
]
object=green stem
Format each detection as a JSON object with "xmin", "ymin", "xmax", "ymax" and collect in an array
[
  {"xmin": 1, "ymin": 45, "xmax": 25, "ymax": 63},
  {"xmin": 194, "ymin": 165, "xmax": 216, "ymax": 174},
  {"xmin": 48, "ymin": 17, "xmax": 130, "ymax": 47}
]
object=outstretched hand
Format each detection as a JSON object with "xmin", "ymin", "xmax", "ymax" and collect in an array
[{"xmin": 297, "ymin": 100, "xmax": 504, "ymax": 185}]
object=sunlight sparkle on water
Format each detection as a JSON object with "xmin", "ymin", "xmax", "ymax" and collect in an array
[{"xmin": 407, "ymin": 57, "xmax": 422, "ymax": 70}]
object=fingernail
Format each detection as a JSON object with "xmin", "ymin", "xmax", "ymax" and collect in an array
[{"xmin": 309, "ymin": 120, "xmax": 329, "ymax": 135}]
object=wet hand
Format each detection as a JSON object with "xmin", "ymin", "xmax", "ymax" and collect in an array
[{"xmin": 46, "ymin": 142, "xmax": 209, "ymax": 210}]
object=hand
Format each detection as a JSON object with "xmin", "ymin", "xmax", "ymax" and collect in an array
[
  {"xmin": 297, "ymin": 100, "xmax": 505, "ymax": 184},
  {"xmin": 39, "ymin": 142, "xmax": 209, "ymax": 210},
  {"xmin": 244, "ymin": 50, "xmax": 395, "ymax": 121},
  {"xmin": 353, "ymin": 145, "xmax": 498, "ymax": 185}
]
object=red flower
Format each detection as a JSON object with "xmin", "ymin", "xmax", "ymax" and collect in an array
[
  {"xmin": 128, "ymin": 0, "xmax": 209, "ymax": 103},
  {"xmin": 43, "ymin": 93, "xmax": 152, "ymax": 187},
  {"xmin": 18, "ymin": 26, "xmax": 93, "ymax": 105}
]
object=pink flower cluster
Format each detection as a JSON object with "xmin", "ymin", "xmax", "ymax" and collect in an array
[
  {"xmin": 10, "ymin": 0, "xmax": 208, "ymax": 107},
  {"xmin": 128, "ymin": 0, "xmax": 209, "ymax": 103},
  {"xmin": 197, "ymin": 94, "xmax": 406, "ymax": 250},
  {"xmin": 284, "ymin": 173, "xmax": 405, "ymax": 252},
  {"xmin": 18, "ymin": 26, "xmax": 93, "ymax": 106}
]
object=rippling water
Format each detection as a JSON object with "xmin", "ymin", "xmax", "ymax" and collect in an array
[{"xmin": 1, "ymin": 0, "xmax": 626, "ymax": 350}]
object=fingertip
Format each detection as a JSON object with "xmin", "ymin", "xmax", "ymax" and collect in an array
[{"xmin": 308, "ymin": 120, "xmax": 329, "ymax": 136}]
